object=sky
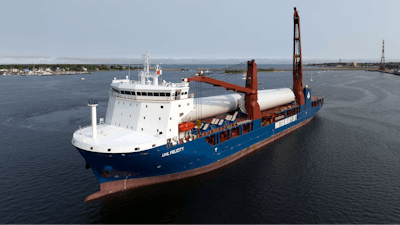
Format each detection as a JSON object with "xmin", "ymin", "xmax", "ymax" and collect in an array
[{"xmin": 1, "ymin": 0, "xmax": 399, "ymax": 64}]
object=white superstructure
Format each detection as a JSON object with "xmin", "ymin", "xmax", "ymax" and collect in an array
[
  {"xmin": 72, "ymin": 53, "xmax": 194, "ymax": 154},
  {"xmin": 72, "ymin": 53, "xmax": 295, "ymax": 154}
]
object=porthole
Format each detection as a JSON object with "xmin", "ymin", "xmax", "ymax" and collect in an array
[
  {"xmin": 159, "ymin": 117, "xmax": 161, "ymax": 120},
  {"xmin": 141, "ymin": 128, "xmax": 143, "ymax": 131},
  {"xmin": 170, "ymin": 117, "xmax": 172, "ymax": 120},
  {"xmin": 178, "ymin": 104, "xmax": 181, "ymax": 107},
  {"xmin": 187, "ymin": 103, "xmax": 189, "ymax": 106},
  {"xmin": 135, "ymin": 147, "xmax": 139, "ymax": 150},
  {"xmin": 161, "ymin": 106, "xmax": 163, "ymax": 109},
  {"xmin": 146, "ymin": 105, "xmax": 148, "ymax": 108},
  {"xmin": 90, "ymin": 147, "xmax": 93, "ymax": 150},
  {"xmin": 108, "ymin": 149, "xmax": 111, "ymax": 152},
  {"xmin": 144, "ymin": 116, "xmax": 146, "ymax": 119}
]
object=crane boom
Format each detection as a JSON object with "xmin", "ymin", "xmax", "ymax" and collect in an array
[
  {"xmin": 293, "ymin": 7, "xmax": 305, "ymax": 106},
  {"xmin": 184, "ymin": 60, "xmax": 261, "ymax": 120}
]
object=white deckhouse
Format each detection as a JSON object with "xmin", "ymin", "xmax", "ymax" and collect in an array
[{"xmin": 72, "ymin": 53, "xmax": 194, "ymax": 154}]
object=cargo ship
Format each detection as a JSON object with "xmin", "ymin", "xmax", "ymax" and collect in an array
[{"xmin": 71, "ymin": 8, "xmax": 324, "ymax": 202}]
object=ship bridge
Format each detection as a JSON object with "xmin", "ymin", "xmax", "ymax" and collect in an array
[{"xmin": 110, "ymin": 78, "xmax": 190, "ymax": 101}]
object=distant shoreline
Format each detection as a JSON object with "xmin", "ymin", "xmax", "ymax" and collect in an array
[{"xmin": 0, "ymin": 65, "xmax": 382, "ymax": 76}]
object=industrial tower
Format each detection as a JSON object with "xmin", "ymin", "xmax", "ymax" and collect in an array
[{"xmin": 379, "ymin": 40, "xmax": 385, "ymax": 71}]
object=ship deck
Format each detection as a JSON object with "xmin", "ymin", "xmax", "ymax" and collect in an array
[{"xmin": 177, "ymin": 96, "xmax": 324, "ymax": 144}]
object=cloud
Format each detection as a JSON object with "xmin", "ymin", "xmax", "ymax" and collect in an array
[
  {"xmin": 1, "ymin": 54, "xmax": 399, "ymax": 65},
  {"xmin": 0, "ymin": 54, "xmax": 52, "ymax": 59},
  {"xmin": 55, "ymin": 56, "xmax": 134, "ymax": 64}
]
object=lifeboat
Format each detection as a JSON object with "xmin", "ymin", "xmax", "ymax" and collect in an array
[{"xmin": 178, "ymin": 122, "xmax": 195, "ymax": 133}]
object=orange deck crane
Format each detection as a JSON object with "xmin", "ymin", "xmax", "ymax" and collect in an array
[
  {"xmin": 293, "ymin": 7, "xmax": 305, "ymax": 106},
  {"xmin": 183, "ymin": 60, "xmax": 261, "ymax": 121}
]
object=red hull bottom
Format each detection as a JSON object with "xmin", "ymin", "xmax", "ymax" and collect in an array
[{"xmin": 85, "ymin": 117, "xmax": 314, "ymax": 202}]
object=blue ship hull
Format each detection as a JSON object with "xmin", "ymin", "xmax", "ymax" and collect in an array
[{"xmin": 77, "ymin": 96, "xmax": 323, "ymax": 201}]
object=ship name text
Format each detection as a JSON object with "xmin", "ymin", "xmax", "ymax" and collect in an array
[{"xmin": 162, "ymin": 147, "xmax": 184, "ymax": 158}]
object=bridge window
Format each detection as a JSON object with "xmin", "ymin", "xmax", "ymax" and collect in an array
[
  {"xmin": 137, "ymin": 92, "xmax": 141, "ymax": 96},
  {"xmin": 142, "ymin": 92, "xmax": 147, "ymax": 96},
  {"xmin": 148, "ymin": 92, "xmax": 153, "ymax": 96},
  {"xmin": 154, "ymin": 92, "xmax": 159, "ymax": 96},
  {"xmin": 166, "ymin": 93, "xmax": 171, "ymax": 97},
  {"xmin": 125, "ymin": 91, "xmax": 131, "ymax": 95},
  {"xmin": 131, "ymin": 91, "xmax": 135, "ymax": 95},
  {"xmin": 121, "ymin": 91, "xmax": 125, "ymax": 94},
  {"xmin": 160, "ymin": 93, "xmax": 165, "ymax": 96}
]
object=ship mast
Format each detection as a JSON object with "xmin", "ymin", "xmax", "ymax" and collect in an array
[
  {"xmin": 139, "ymin": 52, "xmax": 161, "ymax": 86},
  {"xmin": 293, "ymin": 7, "xmax": 305, "ymax": 106}
]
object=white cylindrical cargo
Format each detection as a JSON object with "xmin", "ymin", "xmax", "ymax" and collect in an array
[
  {"xmin": 239, "ymin": 88, "xmax": 295, "ymax": 113},
  {"xmin": 180, "ymin": 94, "xmax": 242, "ymax": 122},
  {"xmin": 180, "ymin": 88, "xmax": 295, "ymax": 122}
]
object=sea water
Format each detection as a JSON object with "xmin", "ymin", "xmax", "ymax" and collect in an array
[{"xmin": 0, "ymin": 68, "xmax": 399, "ymax": 223}]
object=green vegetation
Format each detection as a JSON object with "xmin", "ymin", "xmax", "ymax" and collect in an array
[
  {"xmin": 257, "ymin": 68, "xmax": 275, "ymax": 72},
  {"xmin": 225, "ymin": 68, "xmax": 275, "ymax": 74},
  {"xmin": 0, "ymin": 64, "xmax": 142, "ymax": 71},
  {"xmin": 224, "ymin": 69, "xmax": 246, "ymax": 74}
]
